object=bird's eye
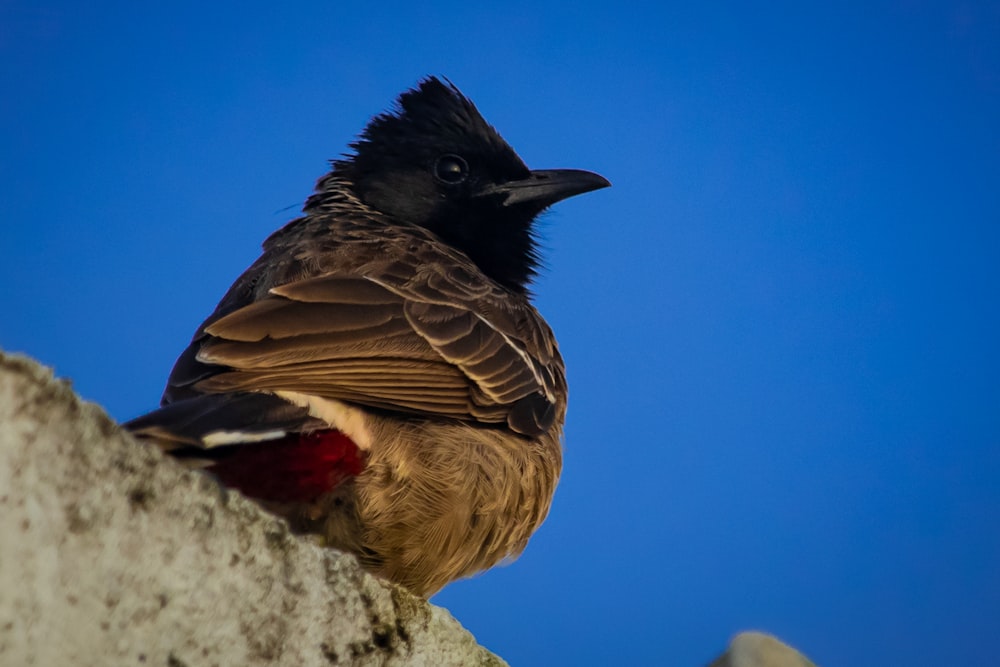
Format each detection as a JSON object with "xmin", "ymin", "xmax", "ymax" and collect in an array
[{"xmin": 433, "ymin": 154, "xmax": 469, "ymax": 184}]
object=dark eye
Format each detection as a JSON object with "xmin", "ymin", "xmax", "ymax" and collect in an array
[{"xmin": 434, "ymin": 154, "xmax": 469, "ymax": 184}]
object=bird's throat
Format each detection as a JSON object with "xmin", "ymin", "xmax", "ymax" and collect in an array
[{"xmin": 207, "ymin": 430, "xmax": 365, "ymax": 504}]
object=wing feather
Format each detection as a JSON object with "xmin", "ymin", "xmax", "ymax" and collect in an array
[{"xmin": 164, "ymin": 225, "xmax": 565, "ymax": 436}]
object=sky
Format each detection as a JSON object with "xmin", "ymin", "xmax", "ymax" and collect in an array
[{"xmin": 2, "ymin": 2, "xmax": 998, "ymax": 665}]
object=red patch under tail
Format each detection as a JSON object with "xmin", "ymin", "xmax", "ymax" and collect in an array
[{"xmin": 207, "ymin": 430, "xmax": 365, "ymax": 503}]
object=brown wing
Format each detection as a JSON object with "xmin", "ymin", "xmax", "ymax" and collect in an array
[{"xmin": 166, "ymin": 234, "xmax": 564, "ymax": 437}]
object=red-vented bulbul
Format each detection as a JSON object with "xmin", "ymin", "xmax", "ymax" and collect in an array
[{"xmin": 126, "ymin": 77, "xmax": 609, "ymax": 596}]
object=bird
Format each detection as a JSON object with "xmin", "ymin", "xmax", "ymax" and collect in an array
[{"xmin": 125, "ymin": 77, "xmax": 609, "ymax": 597}]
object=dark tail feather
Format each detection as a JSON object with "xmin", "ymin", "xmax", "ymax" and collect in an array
[{"xmin": 123, "ymin": 392, "xmax": 325, "ymax": 449}]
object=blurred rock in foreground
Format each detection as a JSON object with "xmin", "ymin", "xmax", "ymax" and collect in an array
[{"xmin": 0, "ymin": 352, "xmax": 504, "ymax": 666}]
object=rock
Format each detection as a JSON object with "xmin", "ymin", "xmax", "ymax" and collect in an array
[
  {"xmin": 708, "ymin": 631, "xmax": 817, "ymax": 667},
  {"xmin": 0, "ymin": 352, "xmax": 504, "ymax": 667}
]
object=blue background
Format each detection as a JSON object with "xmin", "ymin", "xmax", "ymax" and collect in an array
[{"xmin": 2, "ymin": 3, "xmax": 998, "ymax": 665}]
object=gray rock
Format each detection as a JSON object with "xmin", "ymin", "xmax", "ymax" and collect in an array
[
  {"xmin": 708, "ymin": 631, "xmax": 817, "ymax": 667},
  {"xmin": 0, "ymin": 352, "xmax": 505, "ymax": 667}
]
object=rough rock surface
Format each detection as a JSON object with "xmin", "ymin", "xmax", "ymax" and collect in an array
[{"xmin": 0, "ymin": 352, "xmax": 505, "ymax": 667}]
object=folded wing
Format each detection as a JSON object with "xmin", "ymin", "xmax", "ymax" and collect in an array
[{"xmin": 162, "ymin": 259, "xmax": 563, "ymax": 437}]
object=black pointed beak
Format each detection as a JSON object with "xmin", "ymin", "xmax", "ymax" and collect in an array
[{"xmin": 478, "ymin": 169, "xmax": 611, "ymax": 208}]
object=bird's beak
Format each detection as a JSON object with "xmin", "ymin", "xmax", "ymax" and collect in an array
[{"xmin": 478, "ymin": 169, "xmax": 611, "ymax": 208}]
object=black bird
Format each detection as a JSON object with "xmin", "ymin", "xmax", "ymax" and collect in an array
[{"xmin": 125, "ymin": 77, "xmax": 609, "ymax": 596}]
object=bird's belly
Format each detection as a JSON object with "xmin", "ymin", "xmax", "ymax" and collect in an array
[{"xmin": 342, "ymin": 419, "xmax": 563, "ymax": 596}]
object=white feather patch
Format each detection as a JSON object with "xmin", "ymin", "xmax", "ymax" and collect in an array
[
  {"xmin": 201, "ymin": 429, "xmax": 288, "ymax": 447},
  {"xmin": 273, "ymin": 391, "xmax": 373, "ymax": 450}
]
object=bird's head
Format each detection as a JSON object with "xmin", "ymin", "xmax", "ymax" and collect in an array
[{"xmin": 330, "ymin": 77, "xmax": 609, "ymax": 293}]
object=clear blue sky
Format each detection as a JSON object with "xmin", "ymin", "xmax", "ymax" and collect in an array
[{"xmin": 2, "ymin": 2, "xmax": 998, "ymax": 665}]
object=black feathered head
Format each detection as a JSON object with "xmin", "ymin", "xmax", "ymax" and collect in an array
[{"xmin": 325, "ymin": 77, "xmax": 608, "ymax": 293}]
